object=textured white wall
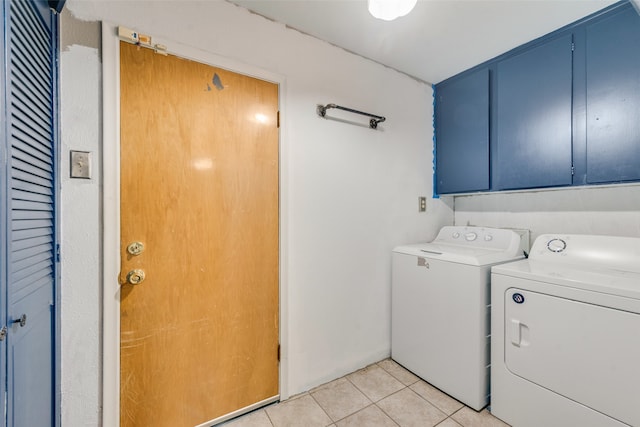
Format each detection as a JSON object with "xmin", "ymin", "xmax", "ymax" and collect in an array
[
  {"xmin": 454, "ymin": 185, "xmax": 640, "ymax": 248},
  {"xmin": 61, "ymin": 0, "xmax": 452, "ymax": 423},
  {"xmin": 60, "ymin": 41, "xmax": 102, "ymax": 426}
]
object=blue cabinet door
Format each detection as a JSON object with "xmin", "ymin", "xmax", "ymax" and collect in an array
[
  {"xmin": 3, "ymin": 0, "xmax": 58, "ymax": 426},
  {"xmin": 585, "ymin": 5, "xmax": 640, "ymax": 184},
  {"xmin": 494, "ymin": 35, "xmax": 574, "ymax": 190},
  {"xmin": 435, "ymin": 68, "xmax": 490, "ymax": 194}
]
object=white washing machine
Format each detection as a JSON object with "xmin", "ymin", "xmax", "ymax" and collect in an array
[
  {"xmin": 491, "ymin": 234, "xmax": 640, "ymax": 427},
  {"xmin": 392, "ymin": 226, "xmax": 528, "ymax": 410}
]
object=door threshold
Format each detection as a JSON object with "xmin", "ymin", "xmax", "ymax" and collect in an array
[{"xmin": 194, "ymin": 395, "xmax": 280, "ymax": 427}]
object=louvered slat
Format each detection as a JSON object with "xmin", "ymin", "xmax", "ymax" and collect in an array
[
  {"xmin": 11, "ymin": 1, "xmax": 50, "ymax": 60},
  {"xmin": 11, "ymin": 234, "xmax": 53, "ymax": 252},
  {"xmin": 10, "ymin": 8, "xmax": 51, "ymax": 82},
  {"xmin": 12, "ymin": 95, "xmax": 53, "ymax": 139},
  {"xmin": 11, "ymin": 274, "xmax": 53, "ymax": 303},
  {"xmin": 11, "ymin": 250, "xmax": 52, "ymax": 276},
  {"xmin": 11, "ymin": 219, "xmax": 53, "ymax": 231},
  {"xmin": 11, "ymin": 189, "xmax": 52, "ymax": 204},
  {"xmin": 12, "ymin": 211, "xmax": 53, "ymax": 222},
  {"xmin": 12, "ymin": 243, "xmax": 52, "ymax": 265},
  {"xmin": 10, "ymin": 125, "xmax": 54, "ymax": 160},
  {"xmin": 11, "ymin": 157, "xmax": 53, "ymax": 181},
  {"xmin": 12, "ymin": 169, "xmax": 53, "ymax": 189},
  {"xmin": 12, "ymin": 148, "xmax": 53, "ymax": 174},
  {"xmin": 11, "ymin": 64, "xmax": 51, "ymax": 116},
  {"xmin": 12, "ymin": 199, "xmax": 53, "ymax": 211},
  {"xmin": 12, "ymin": 227, "xmax": 54, "ymax": 242}
]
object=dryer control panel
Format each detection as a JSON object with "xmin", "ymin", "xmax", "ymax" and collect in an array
[{"xmin": 530, "ymin": 234, "xmax": 640, "ymax": 274}]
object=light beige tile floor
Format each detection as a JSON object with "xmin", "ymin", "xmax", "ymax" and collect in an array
[{"xmin": 222, "ymin": 359, "xmax": 510, "ymax": 427}]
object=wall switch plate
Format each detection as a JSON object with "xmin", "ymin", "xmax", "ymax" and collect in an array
[
  {"xmin": 419, "ymin": 196, "xmax": 427, "ymax": 212},
  {"xmin": 70, "ymin": 151, "xmax": 92, "ymax": 179}
]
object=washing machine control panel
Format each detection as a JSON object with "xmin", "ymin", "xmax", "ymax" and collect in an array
[
  {"xmin": 451, "ymin": 231, "xmax": 485, "ymax": 242},
  {"xmin": 436, "ymin": 226, "xmax": 522, "ymax": 253}
]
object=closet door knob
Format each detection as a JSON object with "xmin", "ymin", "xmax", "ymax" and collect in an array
[{"xmin": 13, "ymin": 314, "xmax": 27, "ymax": 327}]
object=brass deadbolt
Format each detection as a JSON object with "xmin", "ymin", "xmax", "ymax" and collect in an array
[{"xmin": 127, "ymin": 242, "xmax": 145, "ymax": 256}]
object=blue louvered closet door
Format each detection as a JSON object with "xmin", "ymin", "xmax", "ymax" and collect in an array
[{"xmin": 1, "ymin": 1, "xmax": 59, "ymax": 426}]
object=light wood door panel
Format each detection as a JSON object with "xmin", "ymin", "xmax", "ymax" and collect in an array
[{"xmin": 119, "ymin": 42, "xmax": 279, "ymax": 427}]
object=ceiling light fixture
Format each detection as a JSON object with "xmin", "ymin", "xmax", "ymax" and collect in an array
[{"xmin": 368, "ymin": 0, "xmax": 417, "ymax": 21}]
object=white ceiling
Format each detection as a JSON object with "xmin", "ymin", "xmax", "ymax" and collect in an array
[{"xmin": 231, "ymin": 0, "xmax": 619, "ymax": 83}]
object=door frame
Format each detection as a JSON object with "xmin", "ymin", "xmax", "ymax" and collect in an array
[{"xmin": 101, "ymin": 23, "xmax": 290, "ymax": 427}]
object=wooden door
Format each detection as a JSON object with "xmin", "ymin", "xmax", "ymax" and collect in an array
[{"xmin": 119, "ymin": 42, "xmax": 279, "ymax": 427}]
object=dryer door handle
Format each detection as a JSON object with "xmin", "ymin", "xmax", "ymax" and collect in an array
[{"xmin": 510, "ymin": 319, "xmax": 530, "ymax": 347}]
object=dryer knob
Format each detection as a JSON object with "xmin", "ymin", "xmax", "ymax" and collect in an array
[{"xmin": 547, "ymin": 238, "xmax": 567, "ymax": 253}]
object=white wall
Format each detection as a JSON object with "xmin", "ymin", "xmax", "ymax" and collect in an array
[
  {"xmin": 61, "ymin": 0, "xmax": 452, "ymax": 423},
  {"xmin": 454, "ymin": 185, "xmax": 640, "ymax": 247},
  {"xmin": 60, "ymin": 12, "xmax": 102, "ymax": 426}
]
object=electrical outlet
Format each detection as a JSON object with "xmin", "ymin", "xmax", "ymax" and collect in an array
[
  {"xmin": 70, "ymin": 151, "xmax": 91, "ymax": 179},
  {"xmin": 419, "ymin": 196, "xmax": 427, "ymax": 212}
]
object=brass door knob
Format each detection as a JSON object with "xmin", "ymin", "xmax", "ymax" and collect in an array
[{"xmin": 126, "ymin": 269, "xmax": 146, "ymax": 285}]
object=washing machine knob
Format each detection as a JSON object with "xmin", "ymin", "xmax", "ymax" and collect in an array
[
  {"xmin": 465, "ymin": 232, "xmax": 477, "ymax": 241},
  {"xmin": 484, "ymin": 234, "xmax": 493, "ymax": 241},
  {"xmin": 452, "ymin": 232, "xmax": 460, "ymax": 239}
]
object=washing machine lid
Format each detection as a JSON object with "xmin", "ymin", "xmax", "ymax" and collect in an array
[
  {"xmin": 393, "ymin": 226, "xmax": 525, "ymax": 266},
  {"xmin": 493, "ymin": 233, "xmax": 640, "ymax": 300}
]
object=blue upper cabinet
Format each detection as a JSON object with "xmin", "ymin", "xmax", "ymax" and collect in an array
[
  {"xmin": 584, "ymin": 6, "xmax": 640, "ymax": 184},
  {"xmin": 494, "ymin": 35, "xmax": 573, "ymax": 190},
  {"xmin": 435, "ymin": 68, "xmax": 490, "ymax": 194},
  {"xmin": 434, "ymin": 1, "xmax": 640, "ymax": 194}
]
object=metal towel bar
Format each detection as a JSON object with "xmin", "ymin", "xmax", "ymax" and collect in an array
[{"xmin": 316, "ymin": 103, "xmax": 386, "ymax": 129}]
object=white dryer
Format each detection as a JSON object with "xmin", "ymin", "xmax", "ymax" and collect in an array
[
  {"xmin": 491, "ymin": 234, "xmax": 640, "ymax": 427},
  {"xmin": 392, "ymin": 226, "xmax": 527, "ymax": 411}
]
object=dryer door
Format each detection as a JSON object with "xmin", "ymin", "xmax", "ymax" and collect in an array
[{"xmin": 504, "ymin": 288, "xmax": 640, "ymax": 426}]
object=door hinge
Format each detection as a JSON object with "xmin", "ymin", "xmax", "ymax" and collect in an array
[
  {"xmin": 571, "ymin": 42, "xmax": 575, "ymax": 52},
  {"xmin": 56, "ymin": 243, "xmax": 61, "ymax": 262},
  {"xmin": 277, "ymin": 344, "xmax": 281, "ymax": 362},
  {"xmin": 571, "ymin": 166, "xmax": 575, "ymax": 176},
  {"xmin": 277, "ymin": 111, "xmax": 280, "ymax": 128}
]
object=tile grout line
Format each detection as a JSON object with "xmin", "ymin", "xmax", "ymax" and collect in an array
[
  {"xmin": 372, "ymin": 386, "xmax": 406, "ymax": 427},
  {"xmin": 263, "ymin": 407, "xmax": 276, "ymax": 427},
  {"xmin": 307, "ymin": 390, "xmax": 338, "ymax": 427},
  {"xmin": 376, "ymin": 360, "xmax": 463, "ymax": 427},
  {"xmin": 339, "ymin": 370, "xmax": 403, "ymax": 426}
]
